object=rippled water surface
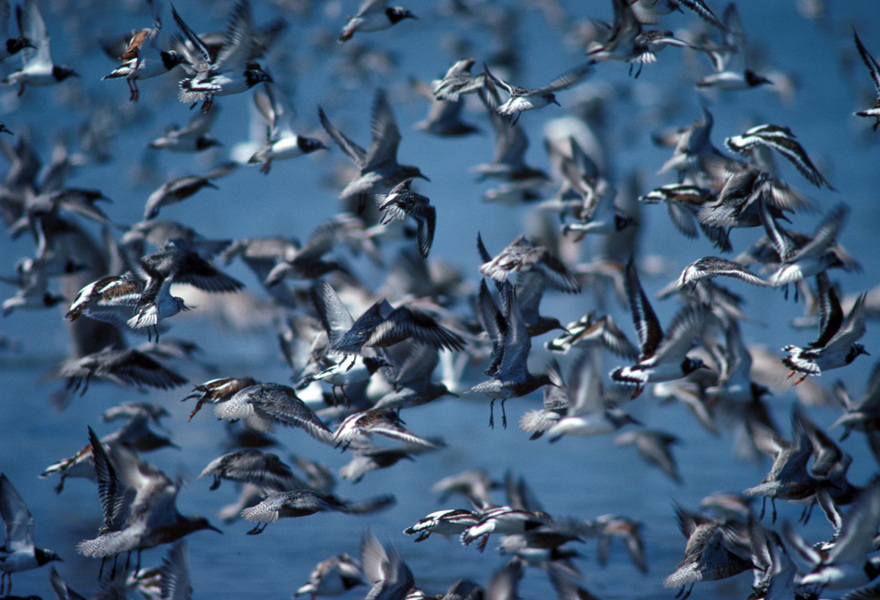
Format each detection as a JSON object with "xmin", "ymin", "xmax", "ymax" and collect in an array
[{"xmin": 2, "ymin": 1, "xmax": 880, "ymax": 599}]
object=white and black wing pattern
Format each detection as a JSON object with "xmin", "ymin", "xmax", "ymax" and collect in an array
[{"xmin": 624, "ymin": 258, "xmax": 663, "ymax": 360}]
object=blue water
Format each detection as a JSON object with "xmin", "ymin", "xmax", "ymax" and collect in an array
[{"xmin": 2, "ymin": 1, "xmax": 880, "ymax": 598}]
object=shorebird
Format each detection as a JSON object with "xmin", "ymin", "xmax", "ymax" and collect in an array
[
  {"xmin": 664, "ymin": 504, "xmax": 754, "ymax": 599},
  {"xmin": 240, "ymin": 489, "xmax": 394, "ymax": 534},
  {"xmin": 725, "ymin": 124, "xmax": 833, "ymax": 189},
  {"xmin": 359, "ymin": 531, "xmax": 414, "ymax": 600},
  {"xmin": 694, "ymin": 3, "xmax": 770, "ymax": 91},
  {"xmin": 374, "ymin": 178, "xmax": 435, "ymax": 258},
  {"xmin": 56, "ymin": 345, "xmax": 187, "ymax": 396},
  {"xmin": 610, "ymin": 259, "xmax": 707, "ymax": 397},
  {"xmin": 294, "ymin": 553, "xmax": 364, "ymax": 599},
  {"xmin": 781, "ymin": 477, "xmax": 880, "ymax": 594},
  {"xmin": 782, "ymin": 273, "xmax": 868, "ymax": 381},
  {"xmin": 431, "ymin": 58, "xmax": 485, "ymax": 102},
  {"xmin": 0, "ymin": 473, "xmax": 61, "ymax": 594},
  {"xmin": 198, "ymin": 449, "xmax": 305, "ymax": 492},
  {"xmin": 0, "ymin": 0, "xmax": 32, "ymax": 63},
  {"xmin": 77, "ymin": 428, "xmax": 220, "ymax": 575},
  {"xmin": 247, "ymin": 83, "xmax": 326, "ymax": 174},
  {"xmin": 853, "ymin": 30, "xmax": 880, "ymax": 131},
  {"xmin": 2, "ymin": 0, "xmax": 77, "ymax": 95},
  {"xmin": 404, "ymin": 509, "xmax": 481, "ymax": 542},
  {"xmin": 468, "ymin": 281, "xmax": 554, "ymax": 428},
  {"xmin": 102, "ymin": 3, "xmax": 185, "ymax": 101},
  {"xmin": 170, "ymin": 1, "xmax": 272, "ymax": 113},
  {"xmin": 147, "ymin": 108, "xmax": 221, "ymax": 153},
  {"xmin": 482, "ymin": 62, "xmax": 592, "ymax": 125},
  {"xmin": 338, "ymin": 0, "xmax": 416, "ymax": 42},
  {"xmin": 319, "ymin": 88, "xmax": 428, "ymax": 201}
]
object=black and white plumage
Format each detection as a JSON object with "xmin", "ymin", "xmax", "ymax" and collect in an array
[
  {"xmin": 403, "ymin": 508, "xmax": 480, "ymax": 542},
  {"xmin": 782, "ymin": 273, "xmax": 868, "ymax": 380},
  {"xmin": 586, "ymin": 0, "xmax": 690, "ymax": 77},
  {"xmin": 677, "ymin": 256, "xmax": 769, "ymax": 292},
  {"xmin": 854, "ymin": 30, "xmax": 880, "ymax": 131},
  {"xmin": 482, "ymin": 62, "xmax": 592, "ymax": 125},
  {"xmin": 338, "ymin": 0, "xmax": 416, "ymax": 42},
  {"xmin": 0, "ymin": 0, "xmax": 32, "ymax": 63},
  {"xmin": 725, "ymin": 124, "xmax": 833, "ymax": 190},
  {"xmin": 102, "ymin": 5, "xmax": 185, "ymax": 102},
  {"xmin": 694, "ymin": 3, "xmax": 770, "ymax": 91},
  {"xmin": 2, "ymin": 0, "xmax": 77, "ymax": 95},
  {"xmin": 610, "ymin": 259, "xmax": 707, "ymax": 398},
  {"xmin": 247, "ymin": 83, "xmax": 326, "ymax": 174},
  {"xmin": 0, "ymin": 473, "xmax": 61, "ymax": 594},
  {"xmin": 762, "ymin": 201, "xmax": 853, "ymax": 289},
  {"xmin": 375, "ymin": 178, "xmax": 435, "ymax": 258},
  {"xmin": 170, "ymin": 1, "xmax": 272, "ymax": 113},
  {"xmin": 332, "ymin": 409, "xmax": 441, "ymax": 451}
]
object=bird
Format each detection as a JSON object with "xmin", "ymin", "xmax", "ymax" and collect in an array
[
  {"xmin": 610, "ymin": 259, "xmax": 707, "ymax": 398},
  {"xmin": 0, "ymin": 0, "xmax": 32, "ymax": 63},
  {"xmin": 240, "ymin": 489, "xmax": 395, "ymax": 535},
  {"xmin": 782, "ymin": 272, "xmax": 868, "ymax": 381},
  {"xmin": 694, "ymin": 3, "xmax": 771, "ymax": 91},
  {"xmin": 359, "ymin": 531, "xmax": 414, "ymax": 600},
  {"xmin": 338, "ymin": 0, "xmax": 416, "ymax": 42},
  {"xmin": 147, "ymin": 108, "xmax": 221, "ymax": 153},
  {"xmin": 2, "ymin": 0, "xmax": 77, "ymax": 95},
  {"xmin": 102, "ymin": 4, "xmax": 185, "ymax": 102},
  {"xmin": 293, "ymin": 553, "xmax": 364, "ymax": 599},
  {"xmin": 170, "ymin": 1, "xmax": 272, "ymax": 113},
  {"xmin": 586, "ymin": 0, "xmax": 691, "ymax": 77},
  {"xmin": 0, "ymin": 473, "xmax": 61, "ymax": 594},
  {"xmin": 246, "ymin": 83, "xmax": 326, "ymax": 174},
  {"xmin": 374, "ymin": 178, "xmax": 435, "ymax": 258},
  {"xmin": 536, "ymin": 353, "xmax": 641, "ymax": 442},
  {"xmin": 198, "ymin": 449, "xmax": 305, "ymax": 492},
  {"xmin": 143, "ymin": 171, "xmax": 220, "ymax": 220},
  {"xmin": 332, "ymin": 409, "xmax": 441, "ymax": 451},
  {"xmin": 724, "ymin": 123, "xmax": 833, "ymax": 189},
  {"xmin": 56, "ymin": 345, "xmax": 187, "ymax": 396},
  {"xmin": 663, "ymin": 504, "xmax": 754, "ymax": 599},
  {"xmin": 478, "ymin": 234, "xmax": 580, "ymax": 293},
  {"xmin": 676, "ymin": 256, "xmax": 769, "ymax": 292},
  {"xmin": 403, "ymin": 509, "xmax": 480, "ymax": 542},
  {"xmin": 781, "ymin": 477, "xmax": 880, "ymax": 594},
  {"xmin": 76, "ymin": 428, "xmax": 221, "ymax": 575},
  {"xmin": 854, "ymin": 29, "xmax": 880, "ymax": 131},
  {"xmin": 319, "ymin": 88, "xmax": 428, "ymax": 201},
  {"xmin": 482, "ymin": 62, "xmax": 592, "ymax": 125},
  {"xmin": 431, "ymin": 58, "xmax": 485, "ymax": 102},
  {"xmin": 761, "ymin": 201, "xmax": 853, "ymax": 290},
  {"xmin": 468, "ymin": 281, "xmax": 554, "ymax": 428}
]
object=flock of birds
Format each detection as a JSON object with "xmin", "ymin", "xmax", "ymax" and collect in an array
[{"xmin": 2, "ymin": 0, "xmax": 880, "ymax": 599}]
